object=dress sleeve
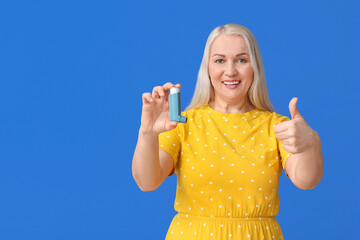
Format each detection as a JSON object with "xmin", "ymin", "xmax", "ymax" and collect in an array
[
  {"xmin": 275, "ymin": 114, "xmax": 293, "ymax": 179},
  {"xmin": 158, "ymin": 124, "xmax": 181, "ymax": 176}
]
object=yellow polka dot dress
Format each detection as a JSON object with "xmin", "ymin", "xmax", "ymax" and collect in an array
[{"xmin": 159, "ymin": 104, "xmax": 292, "ymax": 240}]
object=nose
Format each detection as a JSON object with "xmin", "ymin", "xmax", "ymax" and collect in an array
[{"xmin": 224, "ymin": 61, "xmax": 237, "ymax": 76}]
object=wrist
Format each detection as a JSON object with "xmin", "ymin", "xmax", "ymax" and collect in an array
[
  {"xmin": 139, "ymin": 126, "xmax": 158, "ymax": 136},
  {"xmin": 306, "ymin": 130, "xmax": 320, "ymax": 153}
]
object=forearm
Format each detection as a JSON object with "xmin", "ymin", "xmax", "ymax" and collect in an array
[
  {"xmin": 132, "ymin": 127, "xmax": 161, "ymax": 191},
  {"xmin": 294, "ymin": 131, "xmax": 324, "ymax": 189}
]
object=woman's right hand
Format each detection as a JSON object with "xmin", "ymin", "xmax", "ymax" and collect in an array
[{"xmin": 140, "ymin": 82, "xmax": 182, "ymax": 135}]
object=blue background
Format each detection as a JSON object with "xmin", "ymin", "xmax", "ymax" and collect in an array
[{"xmin": 1, "ymin": 0, "xmax": 359, "ymax": 239}]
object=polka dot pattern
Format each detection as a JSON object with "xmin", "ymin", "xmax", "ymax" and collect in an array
[{"xmin": 159, "ymin": 104, "xmax": 292, "ymax": 239}]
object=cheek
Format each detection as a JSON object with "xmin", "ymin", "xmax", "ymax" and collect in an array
[
  {"xmin": 208, "ymin": 64, "xmax": 222, "ymax": 79},
  {"xmin": 242, "ymin": 65, "xmax": 254, "ymax": 78}
]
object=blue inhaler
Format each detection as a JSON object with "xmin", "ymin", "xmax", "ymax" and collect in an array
[{"xmin": 169, "ymin": 87, "xmax": 187, "ymax": 123}]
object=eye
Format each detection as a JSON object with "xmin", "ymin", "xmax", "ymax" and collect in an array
[
  {"xmin": 237, "ymin": 59, "xmax": 246, "ymax": 63},
  {"xmin": 215, "ymin": 59, "xmax": 224, "ymax": 63}
]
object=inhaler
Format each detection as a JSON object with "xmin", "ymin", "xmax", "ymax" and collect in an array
[{"xmin": 169, "ymin": 87, "xmax": 187, "ymax": 123}]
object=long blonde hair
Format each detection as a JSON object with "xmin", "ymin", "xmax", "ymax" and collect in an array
[{"xmin": 185, "ymin": 24, "xmax": 273, "ymax": 112}]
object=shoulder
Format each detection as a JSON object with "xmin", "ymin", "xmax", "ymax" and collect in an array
[
  {"xmin": 256, "ymin": 109, "xmax": 291, "ymax": 125},
  {"xmin": 272, "ymin": 111, "xmax": 291, "ymax": 124},
  {"xmin": 181, "ymin": 105, "xmax": 209, "ymax": 119}
]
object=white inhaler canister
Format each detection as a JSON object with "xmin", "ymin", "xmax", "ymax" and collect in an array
[{"xmin": 169, "ymin": 87, "xmax": 187, "ymax": 123}]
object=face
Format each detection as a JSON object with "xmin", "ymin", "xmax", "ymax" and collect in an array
[{"xmin": 208, "ymin": 34, "xmax": 254, "ymax": 104}]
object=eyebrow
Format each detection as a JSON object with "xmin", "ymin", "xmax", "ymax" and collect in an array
[{"xmin": 212, "ymin": 53, "xmax": 249, "ymax": 57}]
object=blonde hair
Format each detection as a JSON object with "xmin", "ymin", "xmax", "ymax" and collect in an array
[{"xmin": 185, "ymin": 24, "xmax": 274, "ymax": 112}]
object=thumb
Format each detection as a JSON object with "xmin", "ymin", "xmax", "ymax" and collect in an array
[{"xmin": 289, "ymin": 97, "xmax": 302, "ymax": 120}]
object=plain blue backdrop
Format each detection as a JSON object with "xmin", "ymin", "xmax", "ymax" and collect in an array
[{"xmin": 0, "ymin": 0, "xmax": 359, "ymax": 239}]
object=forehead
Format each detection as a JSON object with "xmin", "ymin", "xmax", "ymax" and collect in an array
[{"xmin": 210, "ymin": 34, "xmax": 249, "ymax": 55}]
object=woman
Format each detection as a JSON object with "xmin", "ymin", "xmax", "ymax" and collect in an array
[{"xmin": 132, "ymin": 24, "xmax": 323, "ymax": 239}]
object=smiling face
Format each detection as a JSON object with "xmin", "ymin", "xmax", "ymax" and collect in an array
[{"xmin": 208, "ymin": 34, "xmax": 254, "ymax": 106}]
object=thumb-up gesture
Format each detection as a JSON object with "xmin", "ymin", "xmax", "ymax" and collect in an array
[{"xmin": 274, "ymin": 97, "xmax": 317, "ymax": 154}]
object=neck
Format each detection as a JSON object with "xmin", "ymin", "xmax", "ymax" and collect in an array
[{"xmin": 209, "ymin": 97, "xmax": 255, "ymax": 114}]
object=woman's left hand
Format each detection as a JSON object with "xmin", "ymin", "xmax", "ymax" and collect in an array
[{"xmin": 274, "ymin": 97, "xmax": 318, "ymax": 154}]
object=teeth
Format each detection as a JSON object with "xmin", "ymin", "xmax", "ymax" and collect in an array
[{"xmin": 223, "ymin": 81, "xmax": 240, "ymax": 85}]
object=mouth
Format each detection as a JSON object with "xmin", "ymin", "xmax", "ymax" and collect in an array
[
  {"xmin": 222, "ymin": 80, "xmax": 241, "ymax": 89},
  {"xmin": 222, "ymin": 80, "xmax": 241, "ymax": 85}
]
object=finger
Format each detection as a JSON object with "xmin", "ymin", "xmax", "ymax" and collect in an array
[
  {"xmin": 152, "ymin": 86, "xmax": 162, "ymax": 98},
  {"xmin": 281, "ymin": 143, "xmax": 295, "ymax": 154},
  {"xmin": 159, "ymin": 85, "xmax": 169, "ymax": 97},
  {"xmin": 163, "ymin": 82, "xmax": 181, "ymax": 94},
  {"xmin": 274, "ymin": 121, "xmax": 292, "ymax": 133},
  {"xmin": 281, "ymin": 138, "xmax": 294, "ymax": 146},
  {"xmin": 275, "ymin": 130, "xmax": 291, "ymax": 140},
  {"xmin": 166, "ymin": 120, "xmax": 178, "ymax": 130},
  {"xmin": 142, "ymin": 92, "xmax": 153, "ymax": 103}
]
